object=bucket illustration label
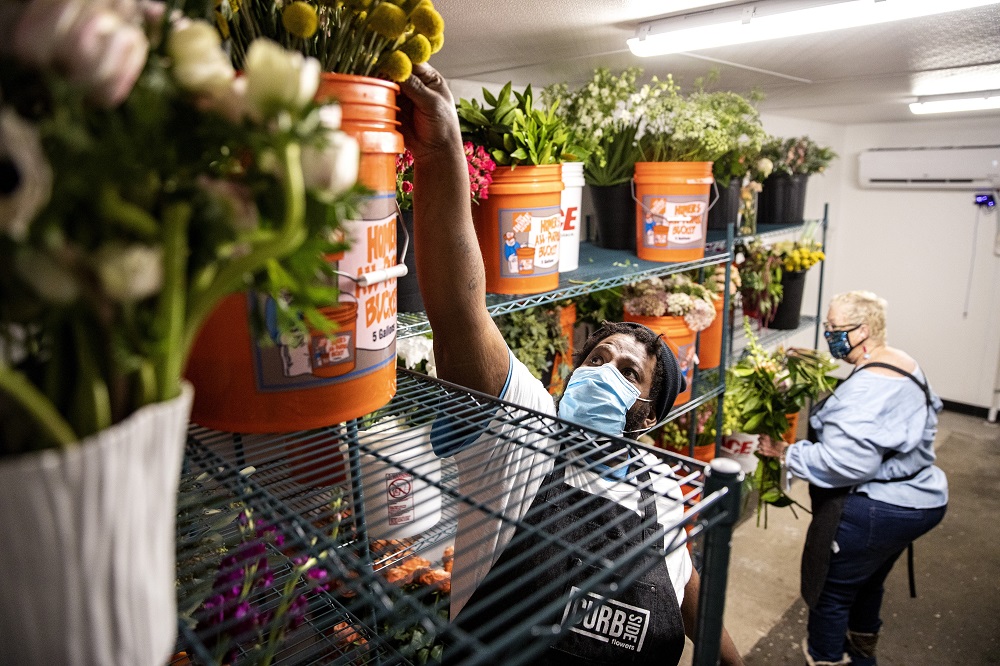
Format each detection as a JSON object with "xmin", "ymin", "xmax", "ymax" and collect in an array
[
  {"xmin": 641, "ymin": 196, "xmax": 708, "ymax": 250},
  {"xmin": 309, "ymin": 303, "xmax": 357, "ymax": 378},
  {"xmin": 250, "ymin": 210, "xmax": 397, "ymax": 391},
  {"xmin": 499, "ymin": 206, "xmax": 562, "ymax": 279}
]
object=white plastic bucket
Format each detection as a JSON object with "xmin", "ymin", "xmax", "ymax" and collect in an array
[
  {"xmin": 718, "ymin": 432, "xmax": 760, "ymax": 474},
  {"xmin": 558, "ymin": 162, "xmax": 585, "ymax": 272},
  {"xmin": 359, "ymin": 421, "xmax": 442, "ymax": 539}
]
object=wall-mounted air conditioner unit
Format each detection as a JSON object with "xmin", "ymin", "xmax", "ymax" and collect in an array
[{"xmin": 858, "ymin": 145, "xmax": 1000, "ymax": 190}]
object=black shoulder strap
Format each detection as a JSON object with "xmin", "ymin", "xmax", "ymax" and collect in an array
[{"xmin": 858, "ymin": 362, "xmax": 932, "ymax": 407}]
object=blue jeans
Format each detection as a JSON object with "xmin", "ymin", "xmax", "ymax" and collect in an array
[{"xmin": 806, "ymin": 493, "xmax": 946, "ymax": 665}]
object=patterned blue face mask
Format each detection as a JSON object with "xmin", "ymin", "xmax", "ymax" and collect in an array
[
  {"xmin": 824, "ymin": 324, "xmax": 862, "ymax": 359},
  {"xmin": 557, "ymin": 364, "xmax": 652, "ymax": 436}
]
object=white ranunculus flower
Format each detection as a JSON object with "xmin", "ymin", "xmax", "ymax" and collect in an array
[
  {"xmin": 756, "ymin": 157, "xmax": 774, "ymax": 179},
  {"xmin": 167, "ymin": 20, "xmax": 235, "ymax": 101},
  {"xmin": 0, "ymin": 110, "xmax": 52, "ymax": 242},
  {"xmin": 301, "ymin": 131, "xmax": 359, "ymax": 199},
  {"xmin": 397, "ymin": 336, "xmax": 436, "ymax": 376},
  {"xmin": 316, "ymin": 103, "xmax": 343, "ymax": 131},
  {"xmin": 244, "ymin": 38, "xmax": 320, "ymax": 118},
  {"xmin": 15, "ymin": 250, "xmax": 79, "ymax": 303},
  {"xmin": 95, "ymin": 243, "xmax": 163, "ymax": 302}
]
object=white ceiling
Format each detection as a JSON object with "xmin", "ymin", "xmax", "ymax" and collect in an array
[{"xmin": 430, "ymin": 1, "xmax": 1000, "ymax": 124}]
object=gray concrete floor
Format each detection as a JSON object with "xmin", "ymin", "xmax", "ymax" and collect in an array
[{"xmin": 680, "ymin": 410, "xmax": 1000, "ymax": 665}]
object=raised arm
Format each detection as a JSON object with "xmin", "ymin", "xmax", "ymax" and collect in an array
[{"xmin": 398, "ymin": 64, "xmax": 509, "ymax": 396}]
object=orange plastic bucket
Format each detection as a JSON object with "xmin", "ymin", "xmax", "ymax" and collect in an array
[
  {"xmin": 623, "ymin": 313, "xmax": 696, "ymax": 405},
  {"xmin": 185, "ymin": 74, "xmax": 402, "ymax": 433},
  {"xmin": 547, "ymin": 302, "xmax": 577, "ymax": 396},
  {"xmin": 697, "ymin": 297, "xmax": 725, "ymax": 370},
  {"xmin": 783, "ymin": 411, "xmax": 801, "ymax": 444},
  {"xmin": 634, "ymin": 162, "xmax": 714, "ymax": 262},
  {"xmin": 472, "ymin": 164, "xmax": 564, "ymax": 294}
]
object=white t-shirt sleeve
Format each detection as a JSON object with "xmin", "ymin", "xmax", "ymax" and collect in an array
[{"xmin": 449, "ymin": 352, "xmax": 557, "ymax": 615}]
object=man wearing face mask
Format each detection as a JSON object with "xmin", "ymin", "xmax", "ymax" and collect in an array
[
  {"xmin": 758, "ymin": 291, "xmax": 948, "ymax": 666},
  {"xmin": 399, "ymin": 64, "xmax": 743, "ymax": 665}
]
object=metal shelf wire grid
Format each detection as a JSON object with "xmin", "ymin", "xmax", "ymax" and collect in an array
[
  {"xmin": 398, "ymin": 242, "xmax": 732, "ymax": 339},
  {"xmin": 729, "ymin": 313, "xmax": 820, "ymax": 361},
  {"xmin": 705, "ymin": 220, "xmax": 813, "ymax": 253},
  {"xmin": 172, "ymin": 369, "xmax": 740, "ymax": 666}
]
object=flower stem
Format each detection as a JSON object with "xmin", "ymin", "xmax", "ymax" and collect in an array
[
  {"xmin": 0, "ymin": 365, "xmax": 78, "ymax": 448},
  {"xmin": 154, "ymin": 202, "xmax": 191, "ymax": 403},
  {"xmin": 183, "ymin": 141, "xmax": 307, "ymax": 361}
]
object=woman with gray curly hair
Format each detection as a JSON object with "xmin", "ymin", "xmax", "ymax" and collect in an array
[{"xmin": 759, "ymin": 290, "xmax": 948, "ymax": 666}]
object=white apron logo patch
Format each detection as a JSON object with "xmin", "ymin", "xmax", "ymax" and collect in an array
[{"xmin": 560, "ymin": 586, "xmax": 651, "ymax": 652}]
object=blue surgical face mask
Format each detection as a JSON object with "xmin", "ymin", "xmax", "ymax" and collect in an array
[
  {"xmin": 557, "ymin": 364, "xmax": 652, "ymax": 437},
  {"xmin": 824, "ymin": 324, "xmax": 862, "ymax": 359}
]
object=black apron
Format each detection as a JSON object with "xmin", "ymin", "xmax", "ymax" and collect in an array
[
  {"xmin": 448, "ymin": 452, "xmax": 686, "ymax": 665},
  {"xmin": 800, "ymin": 362, "xmax": 933, "ymax": 608}
]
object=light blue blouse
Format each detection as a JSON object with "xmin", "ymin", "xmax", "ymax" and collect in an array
[{"xmin": 785, "ymin": 366, "xmax": 949, "ymax": 509}]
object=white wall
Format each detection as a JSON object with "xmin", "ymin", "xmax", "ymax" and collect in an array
[{"xmin": 761, "ymin": 114, "xmax": 1000, "ymax": 407}]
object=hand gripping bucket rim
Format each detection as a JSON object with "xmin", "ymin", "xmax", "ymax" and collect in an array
[{"xmin": 633, "ymin": 161, "xmax": 718, "ymax": 263}]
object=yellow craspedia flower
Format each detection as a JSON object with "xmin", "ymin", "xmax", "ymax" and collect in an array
[
  {"xmin": 378, "ymin": 50, "xmax": 412, "ymax": 82},
  {"xmin": 400, "ymin": 33, "xmax": 431, "ymax": 64},
  {"xmin": 368, "ymin": 2, "xmax": 408, "ymax": 39},
  {"xmin": 410, "ymin": 4, "xmax": 443, "ymax": 38},
  {"xmin": 282, "ymin": 2, "xmax": 319, "ymax": 38},
  {"xmin": 346, "ymin": 0, "xmax": 370, "ymax": 10},
  {"xmin": 427, "ymin": 32, "xmax": 443, "ymax": 53}
]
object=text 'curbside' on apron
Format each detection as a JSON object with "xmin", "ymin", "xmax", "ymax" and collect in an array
[{"xmin": 448, "ymin": 452, "xmax": 686, "ymax": 665}]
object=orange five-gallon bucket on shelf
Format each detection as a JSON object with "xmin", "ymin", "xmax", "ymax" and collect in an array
[
  {"xmin": 696, "ymin": 296, "xmax": 725, "ymax": 370},
  {"xmin": 624, "ymin": 313, "xmax": 696, "ymax": 405},
  {"xmin": 185, "ymin": 74, "xmax": 403, "ymax": 433},
  {"xmin": 634, "ymin": 161, "xmax": 715, "ymax": 262},
  {"xmin": 472, "ymin": 164, "xmax": 564, "ymax": 295}
]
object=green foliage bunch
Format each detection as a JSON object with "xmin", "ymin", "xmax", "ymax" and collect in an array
[
  {"xmin": 573, "ymin": 288, "xmax": 624, "ymax": 329},
  {"xmin": 495, "ymin": 305, "xmax": 570, "ymax": 382},
  {"xmin": 457, "ymin": 83, "xmax": 584, "ymax": 168},
  {"xmin": 736, "ymin": 239, "xmax": 784, "ymax": 326},
  {"xmin": 638, "ymin": 75, "xmax": 745, "ymax": 164},
  {"xmin": 727, "ymin": 321, "xmax": 839, "ymax": 521},
  {"xmin": 760, "ymin": 135, "xmax": 838, "ymax": 176},
  {"xmin": 702, "ymin": 90, "xmax": 767, "ymax": 187},
  {"xmin": 541, "ymin": 67, "xmax": 652, "ymax": 186},
  {"xmin": 659, "ymin": 398, "xmax": 741, "ymax": 452}
]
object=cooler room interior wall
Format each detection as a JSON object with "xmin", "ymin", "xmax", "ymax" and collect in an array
[{"xmin": 829, "ymin": 117, "xmax": 1000, "ymax": 408}]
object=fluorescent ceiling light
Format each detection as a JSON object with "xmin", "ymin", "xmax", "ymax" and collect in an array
[
  {"xmin": 909, "ymin": 91, "xmax": 1000, "ymax": 115},
  {"xmin": 628, "ymin": 0, "xmax": 1000, "ymax": 57}
]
